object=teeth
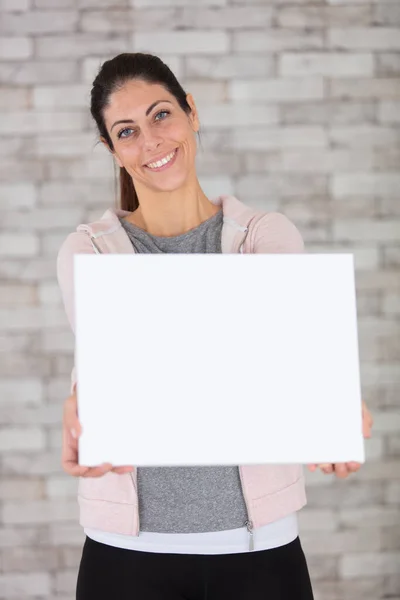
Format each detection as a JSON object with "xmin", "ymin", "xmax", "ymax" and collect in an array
[{"xmin": 147, "ymin": 150, "xmax": 176, "ymax": 169}]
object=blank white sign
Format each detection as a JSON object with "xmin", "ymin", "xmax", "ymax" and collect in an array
[{"xmin": 74, "ymin": 253, "xmax": 364, "ymax": 467}]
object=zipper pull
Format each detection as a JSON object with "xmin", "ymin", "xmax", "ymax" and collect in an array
[{"xmin": 245, "ymin": 520, "xmax": 254, "ymax": 552}]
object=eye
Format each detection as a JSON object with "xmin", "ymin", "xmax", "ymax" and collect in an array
[
  {"xmin": 154, "ymin": 110, "xmax": 170, "ymax": 121},
  {"xmin": 117, "ymin": 127, "xmax": 135, "ymax": 140}
]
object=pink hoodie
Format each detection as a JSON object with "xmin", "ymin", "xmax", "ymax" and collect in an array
[{"xmin": 57, "ymin": 194, "xmax": 307, "ymax": 538}]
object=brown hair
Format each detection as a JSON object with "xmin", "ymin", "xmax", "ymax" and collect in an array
[{"xmin": 90, "ymin": 52, "xmax": 198, "ymax": 212}]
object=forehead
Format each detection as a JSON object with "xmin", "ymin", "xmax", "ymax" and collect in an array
[{"xmin": 103, "ymin": 80, "xmax": 175, "ymax": 123}]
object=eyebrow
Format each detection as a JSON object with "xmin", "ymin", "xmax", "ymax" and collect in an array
[{"xmin": 110, "ymin": 100, "xmax": 173, "ymax": 132}]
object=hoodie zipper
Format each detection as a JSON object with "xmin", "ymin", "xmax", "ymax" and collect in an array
[{"xmin": 239, "ymin": 466, "xmax": 254, "ymax": 551}]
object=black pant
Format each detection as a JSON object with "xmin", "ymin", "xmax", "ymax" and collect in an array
[{"xmin": 76, "ymin": 535, "xmax": 314, "ymax": 599}]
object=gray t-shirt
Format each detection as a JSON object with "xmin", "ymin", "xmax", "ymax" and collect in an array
[{"xmin": 119, "ymin": 210, "xmax": 248, "ymax": 533}]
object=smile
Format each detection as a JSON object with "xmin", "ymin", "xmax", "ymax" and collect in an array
[{"xmin": 145, "ymin": 148, "xmax": 178, "ymax": 171}]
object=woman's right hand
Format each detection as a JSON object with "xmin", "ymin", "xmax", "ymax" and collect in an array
[{"xmin": 62, "ymin": 391, "xmax": 134, "ymax": 477}]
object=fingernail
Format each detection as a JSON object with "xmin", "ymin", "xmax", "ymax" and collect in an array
[{"xmin": 71, "ymin": 428, "xmax": 77, "ymax": 439}]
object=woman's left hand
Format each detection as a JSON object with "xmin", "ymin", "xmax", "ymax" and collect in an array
[{"xmin": 307, "ymin": 400, "xmax": 373, "ymax": 479}]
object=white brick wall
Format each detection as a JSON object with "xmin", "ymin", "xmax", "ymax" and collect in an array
[{"xmin": 0, "ymin": 1, "xmax": 399, "ymax": 599}]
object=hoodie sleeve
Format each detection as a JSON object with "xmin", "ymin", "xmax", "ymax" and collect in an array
[
  {"xmin": 252, "ymin": 212, "xmax": 305, "ymax": 254},
  {"xmin": 57, "ymin": 231, "xmax": 95, "ymax": 393}
]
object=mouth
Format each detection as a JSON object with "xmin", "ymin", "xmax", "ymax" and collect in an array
[{"xmin": 144, "ymin": 148, "xmax": 179, "ymax": 172}]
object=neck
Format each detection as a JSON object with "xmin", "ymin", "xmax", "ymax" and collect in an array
[{"xmin": 128, "ymin": 180, "xmax": 220, "ymax": 237}]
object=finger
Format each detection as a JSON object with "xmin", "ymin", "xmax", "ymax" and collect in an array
[
  {"xmin": 346, "ymin": 462, "xmax": 361, "ymax": 473},
  {"xmin": 318, "ymin": 463, "xmax": 333, "ymax": 474},
  {"xmin": 112, "ymin": 466, "xmax": 134, "ymax": 474},
  {"xmin": 64, "ymin": 396, "xmax": 82, "ymax": 438},
  {"xmin": 63, "ymin": 462, "xmax": 90, "ymax": 477},
  {"xmin": 82, "ymin": 463, "xmax": 114, "ymax": 478},
  {"xmin": 333, "ymin": 463, "xmax": 349, "ymax": 479},
  {"xmin": 307, "ymin": 464, "xmax": 317, "ymax": 472}
]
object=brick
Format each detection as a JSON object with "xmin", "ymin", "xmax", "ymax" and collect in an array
[
  {"xmin": 307, "ymin": 556, "xmax": 338, "ymax": 581},
  {"xmin": 278, "ymin": 149, "xmax": 374, "ymax": 173},
  {"xmin": 0, "ymin": 60, "xmax": 78, "ymax": 84},
  {"xmin": 372, "ymin": 412, "xmax": 400, "ymax": 433},
  {"xmin": 329, "ymin": 28, "xmax": 400, "ymax": 50},
  {"xmin": 315, "ymin": 579, "xmax": 385, "ymax": 600},
  {"xmin": 298, "ymin": 509, "xmax": 338, "ymax": 532},
  {"xmin": 237, "ymin": 175, "xmax": 327, "ymax": 198},
  {"xmin": 383, "ymin": 294, "xmax": 400, "ymax": 315},
  {"xmin": 59, "ymin": 546, "xmax": 81, "ymax": 569},
  {"xmin": 32, "ymin": 133, "xmax": 97, "ymax": 157},
  {"xmin": 200, "ymin": 103, "xmax": 278, "ymax": 127},
  {"xmin": 0, "ymin": 283, "xmax": 37, "ymax": 308},
  {"xmin": 229, "ymin": 77, "xmax": 324, "ymax": 102},
  {"xmin": 0, "ymin": 379, "xmax": 43, "ymax": 404},
  {"xmin": 0, "ymin": 527, "xmax": 48, "ymax": 549},
  {"xmin": 377, "ymin": 53, "xmax": 400, "ymax": 76},
  {"xmin": 329, "ymin": 126, "xmax": 400, "ymax": 148},
  {"xmin": 0, "ymin": 234, "xmax": 39, "ymax": 257},
  {"xmin": 1, "ymin": 11, "xmax": 78, "ymax": 34},
  {"xmin": 81, "ymin": 8, "xmax": 177, "ymax": 32},
  {"xmin": 330, "ymin": 78, "xmax": 400, "ymax": 99},
  {"xmin": 277, "ymin": 5, "xmax": 372, "ymax": 28},
  {"xmin": 339, "ymin": 507, "xmax": 400, "ymax": 528},
  {"xmin": 2, "ymin": 500, "xmax": 78, "ymax": 524},
  {"xmin": 0, "ymin": 88, "xmax": 30, "ymax": 111},
  {"xmin": 334, "ymin": 219, "xmax": 400, "ymax": 243},
  {"xmin": 133, "ymin": 31, "xmax": 229, "ymax": 54},
  {"xmin": 38, "ymin": 182, "xmax": 116, "ymax": 206},
  {"xmin": 279, "ymin": 53, "xmax": 373, "ymax": 77},
  {"xmin": 1, "ymin": 546, "xmax": 57, "ymax": 572},
  {"xmin": 185, "ymin": 55, "xmax": 274, "ymax": 79},
  {"xmin": 340, "ymin": 552, "xmax": 400, "ymax": 578},
  {"xmin": 0, "ymin": 111, "xmax": 86, "ymax": 136},
  {"xmin": 131, "ymin": 0, "xmax": 226, "ymax": 5},
  {"xmin": 3, "ymin": 207, "xmax": 84, "ymax": 230},
  {"xmin": 307, "ymin": 481, "xmax": 383, "ymax": 508},
  {"xmin": 0, "ymin": 183, "xmax": 37, "ymax": 210},
  {"xmin": 178, "ymin": 6, "xmax": 273, "ymax": 28},
  {"xmin": 40, "ymin": 330, "xmax": 74, "ymax": 353},
  {"xmin": 281, "ymin": 101, "xmax": 375, "ymax": 125},
  {"xmin": 0, "ymin": 0, "xmax": 30, "ymax": 9},
  {"xmin": 49, "ymin": 523, "xmax": 84, "ymax": 546},
  {"xmin": 0, "ymin": 308, "xmax": 67, "ymax": 331},
  {"xmin": 35, "ymin": 34, "xmax": 130, "ymax": 59},
  {"xmin": 0, "ymin": 37, "xmax": 32, "ymax": 60},
  {"xmin": 0, "ymin": 573, "xmax": 51, "ymax": 597},
  {"xmin": 55, "ymin": 570, "xmax": 77, "ymax": 594},
  {"xmin": 0, "ymin": 478, "xmax": 44, "ymax": 501},
  {"xmin": 386, "ymin": 482, "xmax": 400, "ymax": 504},
  {"xmin": 2, "ymin": 452, "xmax": 61, "ymax": 475},
  {"xmin": 378, "ymin": 101, "xmax": 400, "ymax": 123},
  {"xmin": 375, "ymin": 1, "xmax": 400, "ymax": 26},
  {"xmin": 233, "ymin": 29, "xmax": 324, "ymax": 52},
  {"xmin": 46, "ymin": 476, "xmax": 78, "ymax": 497},
  {"xmin": 332, "ymin": 174, "xmax": 400, "ymax": 197},
  {"xmin": 301, "ymin": 528, "xmax": 381, "ymax": 556},
  {"xmin": 0, "ymin": 403, "xmax": 61, "ymax": 427},
  {"xmin": 35, "ymin": 0, "xmax": 76, "ymax": 6},
  {"xmin": 38, "ymin": 282, "xmax": 62, "ymax": 305},
  {"xmin": 33, "ymin": 84, "xmax": 88, "ymax": 108},
  {"xmin": 0, "ymin": 427, "xmax": 45, "ymax": 452},
  {"xmin": 233, "ymin": 126, "xmax": 327, "ymax": 150},
  {"xmin": 80, "ymin": 0, "xmax": 130, "ymax": 5},
  {"xmin": 383, "ymin": 247, "xmax": 400, "ymax": 267}
]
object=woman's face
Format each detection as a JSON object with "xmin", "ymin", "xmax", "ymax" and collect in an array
[{"xmin": 102, "ymin": 79, "xmax": 200, "ymax": 194}]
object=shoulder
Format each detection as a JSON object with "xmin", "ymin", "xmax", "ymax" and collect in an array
[{"xmin": 250, "ymin": 211, "xmax": 304, "ymax": 254}]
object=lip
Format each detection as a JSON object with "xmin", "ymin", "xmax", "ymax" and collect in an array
[{"xmin": 144, "ymin": 148, "xmax": 178, "ymax": 172}]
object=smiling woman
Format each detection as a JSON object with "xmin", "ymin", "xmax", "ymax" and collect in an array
[{"xmin": 57, "ymin": 51, "xmax": 372, "ymax": 600}]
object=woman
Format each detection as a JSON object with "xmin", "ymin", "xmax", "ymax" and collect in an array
[{"xmin": 57, "ymin": 53, "xmax": 373, "ymax": 600}]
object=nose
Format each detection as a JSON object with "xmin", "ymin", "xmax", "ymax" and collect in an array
[{"xmin": 142, "ymin": 127, "xmax": 163, "ymax": 151}]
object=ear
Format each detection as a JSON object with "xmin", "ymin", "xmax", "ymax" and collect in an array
[
  {"xmin": 100, "ymin": 136, "xmax": 123, "ymax": 169},
  {"xmin": 186, "ymin": 93, "xmax": 200, "ymax": 133}
]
